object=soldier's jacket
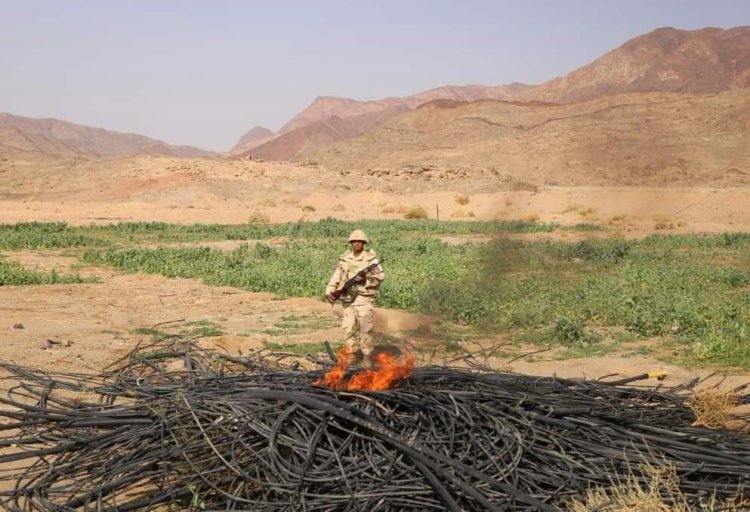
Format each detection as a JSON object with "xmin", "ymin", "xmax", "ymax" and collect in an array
[{"xmin": 326, "ymin": 248, "xmax": 385, "ymax": 299}]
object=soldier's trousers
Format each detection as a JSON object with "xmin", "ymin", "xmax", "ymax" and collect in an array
[{"xmin": 341, "ymin": 295, "xmax": 375, "ymax": 356}]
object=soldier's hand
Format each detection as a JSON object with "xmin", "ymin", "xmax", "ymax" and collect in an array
[
  {"xmin": 354, "ymin": 274, "xmax": 366, "ymax": 283},
  {"xmin": 326, "ymin": 292, "xmax": 336, "ymax": 303}
]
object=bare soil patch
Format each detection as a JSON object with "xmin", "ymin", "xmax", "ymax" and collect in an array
[
  {"xmin": 1, "ymin": 156, "xmax": 750, "ymax": 236},
  {"xmin": 0, "ymin": 251, "xmax": 430, "ymax": 374}
]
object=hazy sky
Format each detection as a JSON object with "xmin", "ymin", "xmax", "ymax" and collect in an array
[{"xmin": 1, "ymin": 1, "xmax": 748, "ymax": 151}]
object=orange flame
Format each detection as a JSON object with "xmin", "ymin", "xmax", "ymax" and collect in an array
[
  {"xmin": 345, "ymin": 352, "xmax": 414, "ymax": 391},
  {"xmin": 314, "ymin": 348, "xmax": 414, "ymax": 391},
  {"xmin": 313, "ymin": 347, "xmax": 352, "ymax": 389}
]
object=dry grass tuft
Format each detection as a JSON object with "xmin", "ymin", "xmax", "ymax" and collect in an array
[
  {"xmin": 521, "ymin": 211, "xmax": 539, "ymax": 221},
  {"xmin": 331, "ymin": 204, "xmax": 346, "ymax": 212},
  {"xmin": 454, "ymin": 194, "xmax": 470, "ymax": 205},
  {"xmin": 281, "ymin": 195, "xmax": 300, "ymax": 205},
  {"xmin": 450, "ymin": 209, "xmax": 466, "ymax": 218},
  {"xmin": 509, "ymin": 180, "xmax": 539, "ymax": 192},
  {"xmin": 654, "ymin": 221, "xmax": 675, "ymax": 230},
  {"xmin": 248, "ymin": 213, "xmax": 270, "ymax": 224},
  {"xmin": 301, "ymin": 205, "xmax": 316, "ymax": 212},
  {"xmin": 578, "ymin": 207, "xmax": 597, "ymax": 218},
  {"xmin": 403, "ymin": 206, "xmax": 428, "ymax": 220},
  {"xmin": 688, "ymin": 389, "xmax": 739, "ymax": 429},
  {"xmin": 257, "ymin": 196, "xmax": 277, "ymax": 207},
  {"xmin": 567, "ymin": 462, "xmax": 747, "ymax": 512},
  {"xmin": 653, "ymin": 214, "xmax": 675, "ymax": 230},
  {"xmin": 381, "ymin": 205, "xmax": 397, "ymax": 214}
]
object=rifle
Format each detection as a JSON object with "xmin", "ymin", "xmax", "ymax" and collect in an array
[{"xmin": 328, "ymin": 259, "xmax": 382, "ymax": 302}]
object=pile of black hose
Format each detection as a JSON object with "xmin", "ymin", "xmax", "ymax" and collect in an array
[{"xmin": 0, "ymin": 341, "xmax": 748, "ymax": 511}]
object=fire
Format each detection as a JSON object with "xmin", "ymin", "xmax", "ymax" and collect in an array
[
  {"xmin": 313, "ymin": 347, "xmax": 352, "ymax": 389},
  {"xmin": 346, "ymin": 352, "xmax": 414, "ymax": 391},
  {"xmin": 314, "ymin": 348, "xmax": 414, "ymax": 391}
]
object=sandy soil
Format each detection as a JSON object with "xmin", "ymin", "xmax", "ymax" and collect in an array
[
  {"xmin": 2, "ymin": 186, "xmax": 750, "ymax": 235},
  {"xmin": 1, "ymin": 155, "xmax": 749, "ymax": 234}
]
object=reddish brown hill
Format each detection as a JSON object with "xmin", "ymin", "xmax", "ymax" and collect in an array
[
  {"xmin": 239, "ymin": 26, "xmax": 750, "ymax": 162},
  {"xmin": 411, "ymin": 83, "xmax": 530, "ymax": 103},
  {"xmin": 278, "ymin": 96, "xmax": 416, "ymax": 134},
  {"xmin": 0, "ymin": 113, "xmax": 213, "ymax": 158},
  {"xmin": 245, "ymin": 104, "xmax": 411, "ymax": 161},
  {"xmin": 244, "ymin": 116, "xmax": 356, "ymax": 162},
  {"xmin": 229, "ymin": 126, "xmax": 274, "ymax": 154},
  {"xmin": 312, "ymin": 89, "xmax": 750, "ymax": 187},
  {"xmin": 278, "ymin": 83, "xmax": 529, "ymax": 136},
  {"xmin": 242, "ymin": 87, "xmax": 524, "ymax": 161},
  {"xmin": 240, "ymin": 98, "xmax": 412, "ymax": 160},
  {"xmin": 517, "ymin": 26, "xmax": 750, "ymax": 103}
]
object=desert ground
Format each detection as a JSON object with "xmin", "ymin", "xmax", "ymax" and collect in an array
[
  {"xmin": 2, "ymin": 155, "xmax": 750, "ymax": 232},
  {"xmin": 1, "ymin": 155, "xmax": 749, "ymax": 395}
]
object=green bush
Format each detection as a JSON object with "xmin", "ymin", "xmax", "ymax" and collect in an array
[
  {"xmin": 0, "ymin": 259, "xmax": 90, "ymax": 286},
  {"xmin": 554, "ymin": 317, "xmax": 587, "ymax": 345}
]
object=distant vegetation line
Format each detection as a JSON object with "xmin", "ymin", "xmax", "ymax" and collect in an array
[{"xmin": 0, "ymin": 219, "xmax": 557, "ymax": 249}]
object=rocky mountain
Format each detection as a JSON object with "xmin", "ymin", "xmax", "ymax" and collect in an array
[
  {"xmin": 310, "ymin": 88, "xmax": 750, "ymax": 187},
  {"xmin": 239, "ymin": 26, "xmax": 750, "ymax": 162},
  {"xmin": 277, "ymin": 84, "xmax": 530, "ymax": 138},
  {"xmin": 229, "ymin": 126, "xmax": 275, "ymax": 154},
  {"xmin": 230, "ymin": 97, "xmax": 416, "ymax": 158},
  {"xmin": 242, "ymin": 84, "xmax": 528, "ymax": 161},
  {"xmin": 278, "ymin": 97, "xmax": 415, "ymax": 135},
  {"xmin": 514, "ymin": 26, "xmax": 750, "ymax": 103},
  {"xmin": 247, "ymin": 104, "xmax": 411, "ymax": 161},
  {"xmin": 0, "ymin": 113, "xmax": 213, "ymax": 158}
]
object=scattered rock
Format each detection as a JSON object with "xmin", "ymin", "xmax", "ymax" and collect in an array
[
  {"xmin": 38, "ymin": 339, "xmax": 72, "ymax": 350},
  {"xmin": 12, "ymin": 323, "xmax": 24, "ymax": 329}
]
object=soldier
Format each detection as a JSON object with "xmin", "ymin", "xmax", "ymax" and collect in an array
[{"xmin": 325, "ymin": 229, "xmax": 385, "ymax": 367}]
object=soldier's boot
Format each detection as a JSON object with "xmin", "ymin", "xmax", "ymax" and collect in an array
[{"xmin": 342, "ymin": 337, "xmax": 357, "ymax": 364}]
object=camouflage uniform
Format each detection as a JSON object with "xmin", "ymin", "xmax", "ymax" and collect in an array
[{"xmin": 325, "ymin": 230, "xmax": 385, "ymax": 359}]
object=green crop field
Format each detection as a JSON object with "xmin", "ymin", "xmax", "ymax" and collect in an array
[{"xmin": 2, "ymin": 220, "xmax": 749, "ymax": 367}]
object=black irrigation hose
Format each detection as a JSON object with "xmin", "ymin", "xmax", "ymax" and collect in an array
[{"xmin": 0, "ymin": 342, "xmax": 748, "ymax": 511}]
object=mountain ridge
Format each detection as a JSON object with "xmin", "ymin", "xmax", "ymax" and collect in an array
[
  {"xmin": 240, "ymin": 26, "xmax": 750, "ymax": 162},
  {"xmin": 3, "ymin": 25, "xmax": 748, "ymax": 161},
  {"xmin": 0, "ymin": 113, "xmax": 214, "ymax": 159},
  {"xmin": 309, "ymin": 88, "xmax": 750, "ymax": 187},
  {"xmin": 230, "ymin": 126, "xmax": 275, "ymax": 154}
]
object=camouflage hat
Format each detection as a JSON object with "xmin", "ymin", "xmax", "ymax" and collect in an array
[{"xmin": 348, "ymin": 229, "xmax": 369, "ymax": 243}]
